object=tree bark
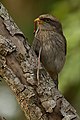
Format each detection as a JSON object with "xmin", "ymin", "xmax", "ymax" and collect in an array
[
  {"xmin": 0, "ymin": 116, "xmax": 6, "ymax": 120},
  {"xmin": 0, "ymin": 2, "xmax": 80, "ymax": 120}
]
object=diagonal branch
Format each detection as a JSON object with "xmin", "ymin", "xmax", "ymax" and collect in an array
[{"xmin": 0, "ymin": 2, "xmax": 79, "ymax": 120}]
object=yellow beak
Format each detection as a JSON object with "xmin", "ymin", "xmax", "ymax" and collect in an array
[
  {"xmin": 34, "ymin": 17, "xmax": 43, "ymax": 33},
  {"xmin": 34, "ymin": 18, "xmax": 40, "ymax": 22},
  {"xmin": 34, "ymin": 17, "xmax": 43, "ymax": 24}
]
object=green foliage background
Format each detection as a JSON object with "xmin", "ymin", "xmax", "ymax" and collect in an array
[{"xmin": 0, "ymin": 0, "xmax": 80, "ymax": 119}]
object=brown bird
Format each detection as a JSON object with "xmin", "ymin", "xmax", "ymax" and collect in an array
[{"xmin": 32, "ymin": 14, "xmax": 67, "ymax": 88}]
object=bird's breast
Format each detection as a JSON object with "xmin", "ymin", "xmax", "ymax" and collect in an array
[{"xmin": 35, "ymin": 29, "xmax": 51, "ymax": 42}]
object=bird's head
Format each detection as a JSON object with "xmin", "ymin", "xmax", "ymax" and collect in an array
[{"xmin": 34, "ymin": 14, "xmax": 63, "ymax": 34}]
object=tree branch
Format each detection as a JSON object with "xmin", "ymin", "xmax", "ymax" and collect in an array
[
  {"xmin": 0, "ymin": 116, "xmax": 6, "ymax": 120},
  {"xmin": 0, "ymin": 2, "xmax": 79, "ymax": 120}
]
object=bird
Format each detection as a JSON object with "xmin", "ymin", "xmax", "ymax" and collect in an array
[{"xmin": 32, "ymin": 14, "xmax": 67, "ymax": 88}]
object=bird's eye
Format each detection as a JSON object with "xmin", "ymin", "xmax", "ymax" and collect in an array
[
  {"xmin": 45, "ymin": 19, "xmax": 49, "ymax": 22},
  {"xmin": 40, "ymin": 18, "xmax": 50, "ymax": 23}
]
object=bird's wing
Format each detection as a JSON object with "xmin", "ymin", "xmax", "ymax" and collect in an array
[
  {"xmin": 50, "ymin": 32, "xmax": 67, "ymax": 55},
  {"xmin": 32, "ymin": 37, "xmax": 41, "ymax": 57}
]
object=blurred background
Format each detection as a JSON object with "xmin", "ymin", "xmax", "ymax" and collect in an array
[{"xmin": 0, "ymin": 0, "xmax": 80, "ymax": 119}]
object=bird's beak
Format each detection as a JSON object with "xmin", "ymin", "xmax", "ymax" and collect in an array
[
  {"xmin": 34, "ymin": 17, "xmax": 43, "ymax": 34},
  {"xmin": 34, "ymin": 17, "xmax": 43, "ymax": 24},
  {"xmin": 34, "ymin": 18, "xmax": 40, "ymax": 22}
]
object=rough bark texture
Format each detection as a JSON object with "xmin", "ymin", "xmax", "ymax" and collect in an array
[{"xmin": 0, "ymin": 2, "xmax": 80, "ymax": 120}]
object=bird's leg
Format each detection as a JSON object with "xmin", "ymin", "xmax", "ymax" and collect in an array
[
  {"xmin": 37, "ymin": 47, "xmax": 42, "ymax": 85},
  {"xmin": 53, "ymin": 74, "xmax": 58, "ymax": 89},
  {"xmin": 50, "ymin": 73, "xmax": 58, "ymax": 88},
  {"xmin": 54, "ymin": 79, "xmax": 58, "ymax": 89}
]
